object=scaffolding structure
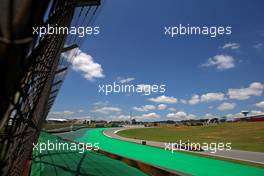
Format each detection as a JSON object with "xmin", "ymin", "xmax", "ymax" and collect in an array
[{"xmin": 0, "ymin": 0, "xmax": 101, "ymax": 175}]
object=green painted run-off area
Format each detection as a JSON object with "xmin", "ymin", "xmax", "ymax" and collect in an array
[
  {"xmin": 32, "ymin": 128, "xmax": 264, "ymax": 176},
  {"xmin": 76, "ymin": 128, "xmax": 264, "ymax": 176}
]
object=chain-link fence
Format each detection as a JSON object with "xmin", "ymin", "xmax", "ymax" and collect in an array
[{"xmin": 0, "ymin": 0, "xmax": 101, "ymax": 175}]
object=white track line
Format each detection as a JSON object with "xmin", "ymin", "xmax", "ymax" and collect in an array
[{"xmin": 103, "ymin": 128, "xmax": 264, "ymax": 165}]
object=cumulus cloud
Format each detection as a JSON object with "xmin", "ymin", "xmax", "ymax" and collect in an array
[
  {"xmin": 117, "ymin": 112, "xmax": 160, "ymax": 121},
  {"xmin": 188, "ymin": 94, "xmax": 200, "ymax": 105},
  {"xmin": 48, "ymin": 110, "xmax": 75, "ymax": 119},
  {"xmin": 141, "ymin": 112, "xmax": 160, "ymax": 119},
  {"xmin": 217, "ymin": 102, "xmax": 236, "ymax": 111},
  {"xmin": 64, "ymin": 48, "xmax": 104, "ymax": 81},
  {"xmin": 227, "ymin": 82, "xmax": 264, "ymax": 100},
  {"xmin": 204, "ymin": 113, "xmax": 217, "ymax": 119},
  {"xmin": 187, "ymin": 114, "xmax": 196, "ymax": 119},
  {"xmin": 91, "ymin": 106, "xmax": 121, "ymax": 114},
  {"xmin": 148, "ymin": 95, "xmax": 177, "ymax": 104},
  {"xmin": 158, "ymin": 104, "xmax": 167, "ymax": 110},
  {"xmin": 221, "ymin": 43, "xmax": 240, "ymax": 50},
  {"xmin": 186, "ymin": 82, "xmax": 263, "ymax": 105},
  {"xmin": 188, "ymin": 92, "xmax": 225, "ymax": 105},
  {"xmin": 132, "ymin": 105, "xmax": 156, "ymax": 112},
  {"xmin": 251, "ymin": 110, "xmax": 264, "ymax": 115},
  {"xmin": 200, "ymin": 92, "xmax": 225, "ymax": 102},
  {"xmin": 108, "ymin": 114, "xmax": 131, "ymax": 121},
  {"xmin": 52, "ymin": 111, "xmax": 74, "ymax": 115},
  {"xmin": 166, "ymin": 111, "xmax": 196, "ymax": 121},
  {"xmin": 202, "ymin": 55, "xmax": 235, "ymax": 70},
  {"xmin": 255, "ymin": 101, "xmax": 264, "ymax": 108},
  {"xmin": 69, "ymin": 116, "xmax": 91, "ymax": 120},
  {"xmin": 225, "ymin": 113, "xmax": 243, "ymax": 119},
  {"xmin": 117, "ymin": 77, "xmax": 135, "ymax": 84},
  {"xmin": 180, "ymin": 99, "xmax": 187, "ymax": 104}
]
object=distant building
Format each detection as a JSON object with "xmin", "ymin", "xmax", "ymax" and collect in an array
[
  {"xmin": 131, "ymin": 119, "xmax": 136, "ymax": 125},
  {"xmin": 234, "ymin": 114, "xmax": 264, "ymax": 122},
  {"xmin": 90, "ymin": 120, "xmax": 107, "ymax": 127},
  {"xmin": 241, "ymin": 111, "xmax": 249, "ymax": 117}
]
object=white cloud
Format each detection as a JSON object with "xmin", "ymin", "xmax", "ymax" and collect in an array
[
  {"xmin": 158, "ymin": 104, "xmax": 167, "ymax": 110},
  {"xmin": 64, "ymin": 48, "xmax": 104, "ymax": 81},
  {"xmin": 202, "ymin": 55, "xmax": 235, "ymax": 70},
  {"xmin": 47, "ymin": 118, "xmax": 68, "ymax": 121},
  {"xmin": 108, "ymin": 114, "xmax": 131, "ymax": 121},
  {"xmin": 217, "ymin": 102, "xmax": 236, "ymax": 111},
  {"xmin": 52, "ymin": 111, "xmax": 74, "ymax": 115},
  {"xmin": 225, "ymin": 113, "xmax": 242, "ymax": 119},
  {"xmin": 180, "ymin": 99, "xmax": 187, "ymax": 104},
  {"xmin": 255, "ymin": 101, "xmax": 264, "ymax": 108},
  {"xmin": 132, "ymin": 105, "xmax": 156, "ymax": 112},
  {"xmin": 48, "ymin": 110, "xmax": 75, "ymax": 119},
  {"xmin": 166, "ymin": 111, "xmax": 196, "ymax": 121},
  {"xmin": 148, "ymin": 95, "xmax": 177, "ymax": 104},
  {"xmin": 167, "ymin": 111, "xmax": 186, "ymax": 118},
  {"xmin": 141, "ymin": 112, "xmax": 160, "ymax": 119},
  {"xmin": 221, "ymin": 43, "xmax": 240, "ymax": 50},
  {"xmin": 64, "ymin": 111, "xmax": 74, "ymax": 115},
  {"xmin": 70, "ymin": 116, "xmax": 91, "ymax": 120},
  {"xmin": 225, "ymin": 114, "xmax": 235, "ymax": 118},
  {"xmin": 253, "ymin": 43, "xmax": 263, "ymax": 49},
  {"xmin": 93, "ymin": 101, "xmax": 109, "ymax": 106},
  {"xmin": 188, "ymin": 92, "xmax": 224, "ymax": 105},
  {"xmin": 92, "ymin": 106, "xmax": 121, "ymax": 114},
  {"xmin": 117, "ymin": 77, "xmax": 135, "ymax": 84},
  {"xmin": 187, "ymin": 114, "xmax": 197, "ymax": 119},
  {"xmin": 200, "ymin": 92, "xmax": 225, "ymax": 102},
  {"xmin": 189, "ymin": 94, "xmax": 200, "ymax": 105},
  {"xmin": 227, "ymin": 82, "xmax": 264, "ymax": 100},
  {"xmin": 205, "ymin": 113, "xmax": 217, "ymax": 119},
  {"xmin": 251, "ymin": 110, "xmax": 264, "ymax": 115},
  {"xmin": 123, "ymin": 112, "xmax": 161, "ymax": 121}
]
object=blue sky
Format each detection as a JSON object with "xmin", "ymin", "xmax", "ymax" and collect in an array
[{"xmin": 49, "ymin": 0, "xmax": 264, "ymax": 121}]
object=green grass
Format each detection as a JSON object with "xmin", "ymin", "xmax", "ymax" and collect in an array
[{"xmin": 118, "ymin": 122, "xmax": 264, "ymax": 152}]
